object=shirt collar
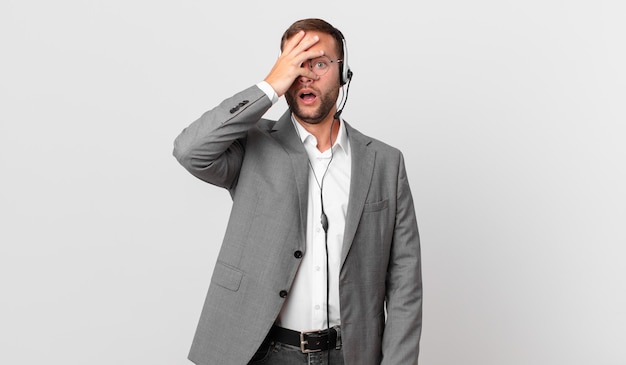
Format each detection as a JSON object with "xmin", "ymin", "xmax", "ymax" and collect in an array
[{"xmin": 291, "ymin": 114, "xmax": 351, "ymax": 156}]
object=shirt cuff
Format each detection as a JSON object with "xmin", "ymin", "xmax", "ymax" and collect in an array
[{"xmin": 256, "ymin": 81, "xmax": 279, "ymax": 105}]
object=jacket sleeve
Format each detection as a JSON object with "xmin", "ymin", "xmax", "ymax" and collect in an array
[
  {"xmin": 382, "ymin": 152, "xmax": 423, "ymax": 364},
  {"xmin": 172, "ymin": 85, "xmax": 272, "ymax": 189}
]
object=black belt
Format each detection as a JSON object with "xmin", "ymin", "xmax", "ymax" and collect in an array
[{"xmin": 268, "ymin": 325, "xmax": 341, "ymax": 353}]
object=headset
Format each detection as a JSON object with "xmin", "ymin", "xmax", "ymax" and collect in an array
[
  {"xmin": 335, "ymin": 29, "xmax": 353, "ymax": 86},
  {"xmin": 333, "ymin": 28, "xmax": 353, "ymax": 122}
]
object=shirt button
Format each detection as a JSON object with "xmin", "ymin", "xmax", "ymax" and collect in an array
[
  {"xmin": 314, "ymin": 305, "xmax": 320, "ymax": 310},
  {"xmin": 294, "ymin": 251, "xmax": 303, "ymax": 259},
  {"xmin": 315, "ymin": 266, "xmax": 321, "ymax": 271},
  {"xmin": 279, "ymin": 290, "xmax": 288, "ymax": 298}
]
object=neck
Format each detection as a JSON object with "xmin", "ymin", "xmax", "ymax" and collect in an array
[{"xmin": 293, "ymin": 111, "xmax": 340, "ymax": 153}]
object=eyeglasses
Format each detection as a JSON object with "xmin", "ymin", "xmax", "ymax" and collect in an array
[{"xmin": 307, "ymin": 56, "xmax": 343, "ymax": 76}]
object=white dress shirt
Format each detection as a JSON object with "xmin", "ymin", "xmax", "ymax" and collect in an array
[
  {"xmin": 277, "ymin": 115, "xmax": 351, "ymax": 332},
  {"xmin": 257, "ymin": 81, "xmax": 351, "ymax": 331}
]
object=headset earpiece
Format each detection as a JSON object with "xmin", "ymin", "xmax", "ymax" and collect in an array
[{"xmin": 336, "ymin": 29, "xmax": 352, "ymax": 85}]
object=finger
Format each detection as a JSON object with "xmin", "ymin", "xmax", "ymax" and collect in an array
[
  {"xmin": 296, "ymin": 60, "xmax": 321, "ymax": 81},
  {"xmin": 293, "ymin": 33, "xmax": 321, "ymax": 54},
  {"xmin": 280, "ymin": 31, "xmax": 306, "ymax": 56},
  {"xmin": 282, "ymin": 32, "xmax": 321, "ymax": 59}
]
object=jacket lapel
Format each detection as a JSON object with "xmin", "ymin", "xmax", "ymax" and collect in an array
[
  {"xmin": 270, "ymin": 110, "xmax": 310, "ymax": 243},
  {"xmin": 341, "ymin": 122, "xmax": 375, "ymax": 268}
]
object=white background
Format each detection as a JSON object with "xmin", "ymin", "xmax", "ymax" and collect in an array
[{"xmin": 1, "ymin": 1, "xmax": 625, "ymax": 364}]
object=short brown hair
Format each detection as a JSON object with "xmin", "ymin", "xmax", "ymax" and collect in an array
[{"xmin": 280, "ymin": 18, "xmax": 345, "ymax": 60}]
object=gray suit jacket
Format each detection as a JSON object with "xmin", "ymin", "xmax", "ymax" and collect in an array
[{"xmin": 173, "ymin": 85, "xmax": 422, "ymax": 365}]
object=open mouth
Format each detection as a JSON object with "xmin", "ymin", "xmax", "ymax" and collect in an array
[{"xmin": 299, "ymin": 90, "xmax": 317, "ymax": 105}]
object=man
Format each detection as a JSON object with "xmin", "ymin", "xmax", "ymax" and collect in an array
[{"xmin": 173, "ymin": 18, "xmax": 422, "ymax": 365}]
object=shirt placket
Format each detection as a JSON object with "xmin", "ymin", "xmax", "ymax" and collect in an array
[{"xmin": 310, "ymin": 150, "xmax": 332, "ymax": 329}]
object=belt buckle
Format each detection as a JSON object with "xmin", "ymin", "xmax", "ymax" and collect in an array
[{"xmin": 300, "ymin": 330, "xmax": 323, "ymax": 354}]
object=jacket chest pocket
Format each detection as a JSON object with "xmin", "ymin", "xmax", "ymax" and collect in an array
[
  {"xmin": 212, "ymin": 262, "xmax": 243, "ymax": 292},
  {"xmin": 362, "ymin": 199, "xmax": 388, "ymax": 213}
]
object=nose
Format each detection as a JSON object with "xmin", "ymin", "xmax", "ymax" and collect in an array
[{"xmin": 298, "ymin": 74, "xmax": 313, "ymax": 86}]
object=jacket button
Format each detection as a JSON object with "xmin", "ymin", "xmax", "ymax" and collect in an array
[
  {"xmin": 279, "ymin": 290, "xmax": 288, "ymax": 298},
  {"xmin": 294, "ymin": 250, "xmax": 303, "ymax": 259}
]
